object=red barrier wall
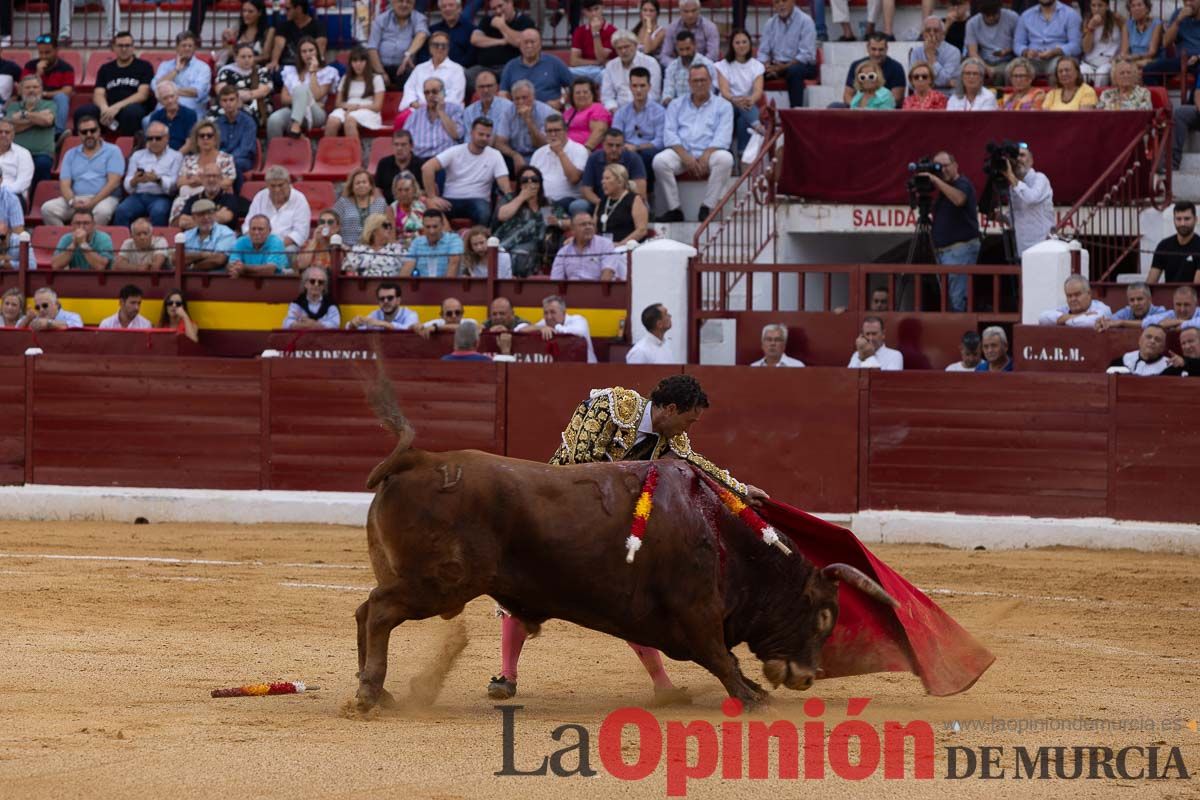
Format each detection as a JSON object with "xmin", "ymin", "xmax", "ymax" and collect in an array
[
  {"xmin": 0, "ymin": 356, "xmax": 25, "ymax": 485},
  {"xmin": 1112, "ymin": 378, "xmax": 1200, "ymax": 524}
]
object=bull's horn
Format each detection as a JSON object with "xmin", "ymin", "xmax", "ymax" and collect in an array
[{"xmin": 821, "ymin": 563, "xmax": 899, "ymax": 609}]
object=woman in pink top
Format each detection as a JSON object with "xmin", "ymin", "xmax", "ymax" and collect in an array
[{"xmin": 563, "ymin": 77, "xmax": 611, "ymax": 151}]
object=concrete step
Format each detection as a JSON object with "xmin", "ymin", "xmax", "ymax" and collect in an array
[
  {"xmin": 1172, "ymin": 172, "xmax": 1200, "ymax": 202},
  {"xmin": 804, "ymin": 85, "xmax": 842, "ymax": 108},
  {"xmin": 1180, "ymin": 153, "xmax": 1200, "ymax": 172}
]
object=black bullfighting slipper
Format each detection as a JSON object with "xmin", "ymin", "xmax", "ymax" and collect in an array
[
  {"xmin": 650, "ymin": 685, "xmax": 693, "ymax": 707},
  {"xmin": 487, "ymin": 675, "xmax": 517, "ymax": 700}
]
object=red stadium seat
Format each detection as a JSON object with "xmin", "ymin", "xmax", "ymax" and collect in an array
[
  {"xmin": 114, "ymin": 136, "xmax": 134, "ymax": 161},
  {"xmin": 100, "ymin": 225, "xmax": 130, "ymax": 252},
  {"xmin": 59, "ymin": 50, "xmax": 83, "ymax": 79},
  {"xmin": 257, "ymin": 137, "xmax": 314, "ymax": 178},
  {"xmin": 31, "ymin": 225, "xmax": 68, "ymax": 265},
  {"xmin": 25, "ymin": 183, "xmax": 57, "ymax": 226},
  {"xmin": 367, "ymin": 136, "xmax": 393, "ymax": 172},
  {"xmin": 82, "ymin": 55, "xmax": 114, "ymax": 89},
  {"xmin": 53, "ymin": 135, "xmax": 81, "ymax": 175},
  {"xmin": 140, "ymin": 51, "xmax": 175, "ymax": 74},
  {"xmin": 7, "ymin": 50, "xmax": 32, "ymax": 68},
  {"xmin": 1148, "ymin": 86, "xmax": 1170, "ymax": 110},
  {"xmin": 308, "ymin": 136, "xmax": 362, "ymax": 181}
]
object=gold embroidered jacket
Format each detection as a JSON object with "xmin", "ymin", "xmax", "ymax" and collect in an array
[{"xmin": 548, "ymin": 386, "xmax": 748, "ymax": 495}]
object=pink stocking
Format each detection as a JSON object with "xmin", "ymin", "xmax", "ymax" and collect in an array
[
  {"xmin": 627, "ymin": 642, "xmax": 674, "ymax": 690},
  {"xmin": 500, "ymin": 614, "xmax": 528, "ymax": 681}
]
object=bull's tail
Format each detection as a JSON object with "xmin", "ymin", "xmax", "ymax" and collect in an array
[{"xmin": 365, "ymin": 351, "xmax": 417, "ymax": 490}]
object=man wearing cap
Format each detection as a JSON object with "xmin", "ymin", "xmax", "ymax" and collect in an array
[{"xmin": 183, "ymin": 198, "xmax": 237, "ymax": 272}]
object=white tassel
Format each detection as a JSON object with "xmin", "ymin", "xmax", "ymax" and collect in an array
[
  {"xmin": 625, "ymin": 535, "xmax": 642, "ymax": 564},
  {"xmin": 761, "ymin": 526, "xmax": 792, "ymax": 555}
]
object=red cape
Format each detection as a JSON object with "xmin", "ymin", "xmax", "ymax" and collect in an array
[{"xmin": 761, "ymin": 499, "xmax": 995, "ymax": 696}]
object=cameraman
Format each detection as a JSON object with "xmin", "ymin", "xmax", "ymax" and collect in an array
[
  {"xmin": 1004, "ymin": 143, "xmax": 1054, "ymax": 258},
  {"xmin": 921, "ymin": 151, "xmax": 980, "ymax": 312}
]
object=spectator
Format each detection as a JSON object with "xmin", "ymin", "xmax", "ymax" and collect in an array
[
  {"xmin": 283, "ymin": 266, "xmax": 340, "ymax": 329},
  {"xmin": 401, "ymin": 31, "xmax": 466, "ymax": 109},
  {"xmin": 483, "ymin": 295, "xmax": 529, "ymax": 332},
  {"xmin": 470, "ymin": 0, "xmax": 535, "ymax": 81},
  {"xmin": 245, "ymin": 166, "xmax": 311, "ymax": 251},
  {"xmin": 518, "ymin": 293, "xmax": 597, "ymax": 362},
  {"xmin": 1098, "ymin": 57, "xmax": 1152, "ymax": 108},
  {"xmin": 295, "ymin": 208, "xmax": 343, "ymax": 272},
  {"xmin": 1015, "ymin": 0, "xmax": 1083, "ymax": 76},
  {"xmin": 1146, "ymin": 0, "xmax": 1200, "ymax": 86},
  {"xmin": 966, "ymin": 0, "xmax": 1020, "ymax": 85},
  {"xmin": 602, "ymin": 30, "xmax": 662, "ymax": 111},
  {"xmin": 751, "ymin": 322, "xmax": 805, "ymax": 367},
  {"xmin": 213, "ymin": 86, "xmax": 258, "ymax": 182},
  {"xmin": 1162, "ymin": 326, "xmax": 1200, "ymax": 376},
  {"xmin": 848, "ymin": 60, "xmax": 896, "ymax": 109},
  {"xmin": 442, "ymin": 320, "xmax": 498, "ymax": 361},
  {"xmin": 1108, "ymin": 324, "xmax": 1169, "ymax": 374},
  {"xmin": 1005, "ymin": 143, "xmax": 1055, "ymax": 257},
  {"xmin": 660, "ymin": 0, "xmax": 720, "ymax": 67},
  {"xmin": 1000, "ymin": 57, "xmax": 1046, "ymax": 109},
  {"xmin": 1037, "ymin": 274, "xmax": 1113, "ymax": 326},
  {"xmin": 404, "ymin": 77, "xmax": 464, "ymax": 159},
  {"xmin": 1, "ymin": 287, "xmax": 25, "ymax": 327},
  {"xmin": 976, "ymin": 325, "xmax": 1012, "ymax": 371},
  {"xmin": 943, "ymin": 0, "xmax": 972, "ymax": 51},
  {"xmin": 759, "ymin": 0, "xmax": 818, "ymax": 109},
  {"xmin": 42, "ymin": 117, "xmax": 124, "ymax": 226},
  {"xmin": 79, "ymin": 32, "xmax": 152, "ymax": 136},
  {"xmin": 613, "ymin": 68, "xmax": 665, "ymax": 189},
  {"xmin": 347, "ymin": 281, "xmax": 420, "ymax": 331},
  {"xmin": 376, "ymin": 129, "xmax": 427, "ymax": 203},
  {"xmin": 55, "ymin": 0, "xmax": 120, "ymax": 45},
  {"xmin": 26, "ymin": 287, "xmax": 82, "ymax": 330},
  {"xmin": 0, "ymin": 44, "xmax": 19, "ymax": 104},
  {"xmin": 1096, "ymin": 281, "xmax": 1165, "ymax": 329},
  {"xmin": 98, "ymin": 284, "xmax": 151, "ymax": 329},
  {"xmin": 268, "ymin": 36, "xmax": 338, "ymax": 139},
  {"xmin": 1080, "ymin": 0, "xmax": 1126, "ymax": 86},
  {"xmin": 421, "ymin": 116, "xmax": 509, "ymax": 225},
  {"xmin": 654, "ymin": 65, "xmax": 733, "ymax": 224},
  {"xmin": 0, "ymin": 118, "xmax": 31, "ymax": 199},
  {"xmin": 949, "ymin": 59, "xmax": 999, "ymax": 110},
  {"xmin": 182, "ymin": 199, "xmax": 237, "ymax": 271},
  {"xmin": 151, "ymin": 32, "xmax": 211, "ymax": 115},
  {"xmin": 1122, "ymin": 0, "xmax": 1161, "ymax": 69},
  {"xmin": 114, "ymin": 217, "xmax": 168, "ymax": 271},
  {"xmin": 569, "ymin": 0, "xmax": 616, "ymax": 83},
  {"xmin": 919, "ymin": 151, "xmax": 980, "ymax": 312},
  {"xmin": 864, "ymin": 0, "xmax": 898, "ymax": 42},
  {"xmin": 500, "ymin": 29, "xmax": 572, "ymax": 108},
  {"xmin": 530, "ymin": 114, "xmax": 589, "ymax": 213},
  {"xmin": 147, "ymin": 81, "xmax": 197, "ymax": 152},
  {"xmin": 563, "ymin": 77, "xmax": 611, "ymax": 152},
  {"xmin": 229, "ymin": 214, "xmax": 290, "ymax": 277},
  {"xmin": 550, "ymin": 211, "xmax": 624, "ymax": 280},
  {"xmin": 217, "ymin": 0, "xmax": 275, "ymax": 68},
  {"xmin": 5, "ymin": 77, "xmax": 53, "ymax": 190},
  {"xmin": 270, "ymin": 0, "xmax": 328, "ymax": 72},
  {"xmin": 594, "ymin": 163, "xmax": 649, "ymax": 246},
  {"xmin": 506, "ymin": 79, "xmax": 555, "ymax": 163},
  {"xmin": 841, "ymin": 34, "xmax": 906, "ymax": 107},
  {"xmin": 175, "ymin": 164, "xmax": 240, "ymax": 230},
  {"xmin": 870, "ymin": 287, "xmax": 890, "ymax": 310},
  {"xmin": 391, "ymin": 171, "xmax": 426, "ymax": 246},
  {"xmin": 334, "ymin": 167, "xmax": 390, "ymax": 247},
  {"xmin": 420, "ymin": 295, "xmax": 466, "ymax": 335},
  {"xmin": 1171, "ymin": 94, "xmax": 1200, "ymax": 171},
  {"xmin": 460, "ymin": 224, "xmax": 512, "ymax": 277},
  {"xmin": 344, "ymin": 212, "xmax": 405, "ymax": 276},
  {"xmin": 50, "ymin": 209, "xmax": 114, "ymax": 270},
  {"xmin": 170, "ymin": 119, "xmax": 237, "ymax": 224},
  {"xmin": 945, "ymin": 330, "xmax": 983, "ymax": 371},
  {"xmin": 1041, "ymin": 56, "xmax": 1098, "ymax": 109},
  {"xmin": 634, "ymin": 0, "xmax": 666, "ymax": 60},
  {"xmin": 626, "ymin": 303, "xmax": 676, "ymax": 364},
  {"xmin": 662, "ymin": 30, "xmax": 718, "ymax": 106},
  {"xmin": 903, "ymin": 63, "xmax": 948, "ymax": 109},
  {"xmin": 158, "ymin": 288, "xmax": 199, "ymax": 342},
  {"xmin": 910, "ymin": 17, "xmax": 962, "ymax": 90},
  {"xmin": 114, "ymin": 122, "xmax": 181, "ymax": 227},
  {"xmin": 848, "ymin": 316, "xmax": 903, "ymax": 370},
  {"xmin": 215, "ymin": 43, "xmax": 274, "ymax": 126},
  {"xmin": 431, "ymin": 0, "xmax": 477, "ymax": 85},
  {"xmin": 1144, "ymin": 285, "xmax": 1200, "ymax": 330},
  {"xmin": 1148, "ymin": 202, "xmax": 1200, "ymax": 282},
  {"xmin": 20, "ymin": 34, "xmax": 73, "ymax": 134},
  {"xmin": 402, "ymin": 209, "xmax": 463, "ymax": 276},
  {"xmin": 367, "ymin": 0, "xmax": 429, "ymax": 87},
  {"xmin": 494, "ymin": 163, "xmax": 563, "ymax": 276},
  {"xmin": 716, "ymin": 29, "xmax": 765, "ymax": 159}
]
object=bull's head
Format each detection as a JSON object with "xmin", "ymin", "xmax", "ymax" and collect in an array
[{"xmin": 761, "ymin": 563, "xmax": 897, "ymax": 692}]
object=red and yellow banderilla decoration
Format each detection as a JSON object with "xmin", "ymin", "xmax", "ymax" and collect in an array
[
  {"xmin": 626, "ymin": 465, "xmax": 660, "ymax": 563},
  {"xmin": 211, "ymin": 681, "xmax": 308, "ymax": 698},
  {"xmin": 713, "ymin": 485, "xmax": 792, "ymax": 555}
]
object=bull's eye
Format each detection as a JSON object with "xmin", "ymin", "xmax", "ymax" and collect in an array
[{"xmin": 817, "ymin": 607, "xmax": 834, "ymax": 634}]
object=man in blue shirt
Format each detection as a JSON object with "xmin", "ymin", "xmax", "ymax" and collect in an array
[
  {"xmin": 150, "ymin": 31, "xmax": 212, "ymax": 114},
  {"xmin": 758, "ymin": 0, "xmax": 818, "ymax": 109},
  {"xmin": 923, "ymin": 151, "xmax": 980, "ymax": 312},
  {"xmin": 652, "ymin": 64, "xmax": 733, "ymax": 223},
  {"xmin": 41, "ymin": 116, "xmax": 125, "ymax": 225},
  {"xmin": 1147, "ymin": 0, "xmax": 1200, "ymax": 84},
  {"xmin": 214, "ymin": 86, "xmax": 258, "ymax": 186},
  {"xmin": 499, "ymin": 29, "xmax": 572, "ymax": 109},
  {"xmin": 909, "ymin": 17, "xmax": 963, "ymax": 90},
  {"xmin": 182, "ymin": 199, "xmax": 238, "ymax": 272},
  {"xmin": 613, "ymin": 68, "xmax": 665, "ymax": 194},
  {"xmin": 505, "ymin": 79, "xmax": 555, "ymax": 162},
  {"xmin": 146, "ymin": 81, "xmax": 198, "ymax": 152},
  {"xmin": 1097, "ymin": 282, "xmax": 1166, "ymax": 331},
  {"xmin": 1014, "ymin": 0, "xmax": 1082, "ymax": 76},
  {"xmin": 229, "ymin": 214, "xmax": 291, "ymax": 277},
  {"xmin": 401, "ymin": 210, "xmax": 464, "ymax": 276}
]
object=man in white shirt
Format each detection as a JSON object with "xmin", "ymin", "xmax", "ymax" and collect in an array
[
  {"xmin": 244, "ymin": 166, "xmax": 311, "ymax": 252},
  {"xmin": 601, "ymin": 30, "xmax": 661, "ymax": 111},
  {"xmin": 751, "ymin": 323, "xmax": 805, "ymax": 367},
  {"xmin": 516, "ymin": 293, "xmax": 597, "ymax": 363},
  {"xmin": 626, "ymin": 303, "xmax": 678, "ymax": 364},
  {"xmin": 1037, "ymin": 274, "xmax": 1112, "ymax": 327},
  {"xmin": 0, "ymin": 119, "xmax": 33, "ymax": 200},
  {"xmin": 1108, "ymin": 324, "xmax": 1170, "ymax": 376},
  {"xmin": 400, "ymin": 31, "xmax": 467, "ymax": 108},
  {"xmin": 113, "ymin": 121, "xmax": 182, "ymax": 227},
  {"xmin": 1004, "ymin": 143, "xmax": 1054, "ymax": 257},
  {"xmin": 529, "ymin": 113, "xmax": 588, "ymax": 211},
  {"xmin": 945, "ymin": 330, "xmax": 983, "ymax": 371},
  {"xmin": 421, "ymin": 116, "xmax": 512, "ymax": 226},
  {"xmin": 848, "ymin": 316, "xmax": 904, "ymax": 370},
  {"xmin": 98, "ymin": 284, "xmax": 152, "ymax": 330}
]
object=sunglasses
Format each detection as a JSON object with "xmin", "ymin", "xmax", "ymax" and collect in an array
[
  {"xmin": 36, "ymin": 302, "xmax": 51, "ymax": 310},
  {"xmin": 306, "ymin": 278, "xmax": 326, "ymax": 285},
  {"xmin": 911, "ymin": 73, "xmax": 931, "ymax": 80},
  {"xmin": 197, "ymin": 132, "xmax": 215, "ymax": 139},
  {"xmin": 857, "ymin": 72, "xmax": 878, "ymax": 81},
  {"xmin": 165, "ymin": 300, "xmax": 183, "ymax": 307},
  {"xmin": 146, "ymin": 134, "xmax": 166, "ymax": 141},
  {"xmin": 318, "ymin": 217, "xmax": 338, "ymax": 225},
  {"xmin": 80, "ymin": 128, "xmax": 100, "ymax": 135},
  {"xmin": 36, "ymin": 34, "xmax": 53, "ymax": 44},
  {"xmin": 378, "ymin": 295, "xmax": 397, "ymax": 302},
  {"xmin": 430, "ymin": 41, "xmax": 448, "ymax": 48},
  {"xmin": 520, "ymin": 176, "xmax": 541, "ymax": 184},
  {"xmin": 444, "ymin": 309, "xmax": 463, "ymax": 317}
]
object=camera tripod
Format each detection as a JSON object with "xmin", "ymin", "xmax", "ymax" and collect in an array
[{"xmin": 905, "ymin": 202, "xmax": 936, "ymax": 264}]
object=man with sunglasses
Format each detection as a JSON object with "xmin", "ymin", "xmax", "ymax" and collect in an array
[
  {"xmin": 113, "ymin": 121, "xmax": 180, "ymax": 228},
  {"xmin": 229, "ymin": 214, "xmax": 290, "ymax": 278},
  {"xmin": 26, "ymin": 287, "xmax": 82, "ymax": 330},
  {"xmin": 403, "ymin": 77, "xmax": 463, "ymax": 160},
  {"xmin": 41, "ymin": 114, "xmax": 124, "ymax": 226},
  {"xmin": 419, "ymin": 296, "xmax": 465, "ymax": 337},
  {"xmin": 20, "ymin": 35, "xmax": 74, "ymax": 135},
  {"xmin": 77, "ymin": 31, "xmax": 152, "ymax": 137},
  {"xmin": 347, "ymin": 282, "xmax": 421, "ymax": 331},
  {"xmin": 283, "ymin": 266, "xmax": 341, "ymax": 329}
]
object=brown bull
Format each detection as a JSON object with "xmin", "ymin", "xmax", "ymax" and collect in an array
[{"xmin": 354, "ymin": 380, "xmax": 896, "ymax": 711}]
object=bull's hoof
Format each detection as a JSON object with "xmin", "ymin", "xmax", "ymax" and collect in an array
[
  {"xmin": 650, "ymin": 685, "xmax": 693, "ymax": 707},
  {"xmin": 377, "ymin": 688, "xmax": 399, "ymax": 709},
  {"xmin": 354, "ymin": 684, "xmax": 380, "ymax": 712},
  {"xmin": 487, "ymin": 675, "xmax": 517, "ymax": 700}
]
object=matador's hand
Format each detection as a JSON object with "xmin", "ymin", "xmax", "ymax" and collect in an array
[{"xmin": 744, "ymin": 484, "xmax": 770, "ymax": 506}]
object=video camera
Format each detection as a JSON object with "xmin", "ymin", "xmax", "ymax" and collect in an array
[
  {"xmin": 979, "ymin": 139, "xmax": 1020, "ymax": 217},
  {"xmin": 906, "ymin": 158, "xmax": 941, "ymax": 217}
]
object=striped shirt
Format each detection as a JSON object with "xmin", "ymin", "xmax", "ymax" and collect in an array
[{"xmin": 403, "ymin": 102, "xmax": 465, "ymax": 158}]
